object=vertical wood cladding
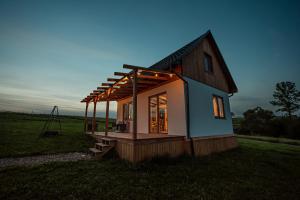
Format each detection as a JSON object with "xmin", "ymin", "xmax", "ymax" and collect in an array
[
  {"xmin": 192, "ymin": 135, "xmax": 238, "ymax": 156},
  {"xmin": 182, "ymin": 38, "xmax": 230, "ymax": 93},
  {"xmin": 114, "ymin": 135, "xmax": 238, "ymax": 162}
]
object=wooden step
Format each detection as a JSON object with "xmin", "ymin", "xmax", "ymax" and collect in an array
[
  {"xmin": 95, "ymin": 143, "xmax": 110, "ymax": 151},
  {"xmin": 89, "ymin": 147, "xmax": 102, "ymax": 157},
  {"xmin": 101, "ymin": 138, "xmax": 116, "ymax": 145}
]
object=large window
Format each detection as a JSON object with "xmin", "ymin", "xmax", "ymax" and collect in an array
[
  {"xmin": 204, "ymin": 53, "xmax": 213, "ymax": 73},
  {"xmin": 123, "ymin": 102, "xmax": 133, "ymax": 121},
  {"xmin": 212, "ymin": 95, "xmax": 225, "ymax": 119}
]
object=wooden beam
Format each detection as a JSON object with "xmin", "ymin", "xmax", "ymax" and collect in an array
[
  {"xmin": 114, "ymin": 72, "xmax": 129, "ymax": 76},
  {"xmin": 138, "ymin": 75, "xmax": 168, "ymax": 81},
  {"xmin": 105, "ymin": 100, "xmax": 110, "ymax": 137},
  {"xmin": 97, "ymin": 86, "xmax": 109, "ymax": 90},
  {"xmin": 84, "ymin": 101, "xmax": 89, "ymax": 132},
  {"xmin": 92, "ymin": 101, "xmax": 97, "ymax": 134},
  {"xmin": 137, "ymin": 79, "xmax": 161, "ymax": 85},
  {"xmin": 123, "ymin": 64, "xmax": 175, "ymax": 75},
  {"xmin": 105, "ymin": 89, "xmax": 112, "ymax": 137},
  {"xmin": 102, "ymin": 83, "xmax": 114, "ymax": 87},
  {"xmin": 132, "ymin": 69, "xmax": 137, "ymax": 140},
  {"xmin": 93, "ymin": 89, "xmax": 104, "ymax": 93},
  {"xmin": 107, "ymin": 78, "xmax": 120, "ymax": 82}
]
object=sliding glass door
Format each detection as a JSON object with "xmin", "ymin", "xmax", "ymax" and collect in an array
[{"xmin": 149, "ymin": 93, "xmax": 168, "ymax": 134}]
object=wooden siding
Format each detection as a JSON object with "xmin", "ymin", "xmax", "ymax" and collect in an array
[
  {"xmin": 88, "ymin": 132, "xmax": 238, "ymax": 162},
  {"xmin": 115, "ymin": 137, "xmax": 185, "ymax": 162},
  {"xmin": 182, "ymin": 37, "xmax": 230, "ymax": 93},
  {"xmin": 192, "ymin": 134, "xmax": 238, "ymax": 156}
]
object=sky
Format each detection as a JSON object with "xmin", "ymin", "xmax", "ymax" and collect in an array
[{"xmin": 0, "ymin": 0, "xmax": 300, "ymax": 117}]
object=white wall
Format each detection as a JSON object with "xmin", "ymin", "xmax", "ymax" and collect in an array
[
  {"xmin": 117, "ymin": 79, "xmax": 187, "ymax": 136},
  {"xmin": 185, "ymin": 77, "xmax": 234, "ymax": 137}
]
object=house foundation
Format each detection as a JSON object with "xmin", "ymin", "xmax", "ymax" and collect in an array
[{"xmin": 89, "ymin": 132, "xmax": 238, "ymax": 162}]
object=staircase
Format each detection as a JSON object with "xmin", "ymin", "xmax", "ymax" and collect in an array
[{"xmin": 89, "ymin": 138, "xmax": 116, "ymax": 159}]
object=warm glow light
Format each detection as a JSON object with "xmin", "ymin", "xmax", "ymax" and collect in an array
[
  {"xmin": 155, "ymin": 73, "xmax": 158, "ymax": 77},
  {"xmin": 137, "ymin": 70, "xmax": 142, "ymax": 76},
  {"xmin": 213, "ymin": 96, "xmax": 219, "ymax": 117},
  {"xmin": 169, "ymin": 74, "xmax": 173, "ymax": 78}
]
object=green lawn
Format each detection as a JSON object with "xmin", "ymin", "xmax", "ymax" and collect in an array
[
  {"xmin": 0, "ymin": 138, "xmax": 299, "ymax": 200},
  {"xmin": 237, "ymin": 134, "xmax": 300, "ymax": 145},
  {"xmin": 0, "ymin": 112, "xmax": 114, "ymax": 158},
  {"xmin": 1, "ymin": 112, "xmax": 300, "ymax": 199}
]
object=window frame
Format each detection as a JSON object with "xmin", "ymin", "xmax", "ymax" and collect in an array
[
  {"xmin": 148, "ymin": 92, "xmax": 168, "ymax": 134},
  {"xmin": 212, "ymin": 95, "xmax": 226, "ymax": 119},
  {"xmin": 203, "ymin": 52, "xmax": 213, "ymax": 74}
]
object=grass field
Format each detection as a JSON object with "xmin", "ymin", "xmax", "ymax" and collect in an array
[
  {"xmin": 237, "ymin": 134, "xmax": 300, "ymax": 146},
  {"xmin": 0, "ymin": 112, "xmax": 299, "ymax": 199},
  {"xmin": 0, "ymin": 138, "xmax": 299, "ymax": 200},
  {"xmin": 0, "ymin": 112, "xmax": 113, "ymax": 158}
]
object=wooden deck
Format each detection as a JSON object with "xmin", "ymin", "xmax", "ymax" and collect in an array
[
  {"xmin": 86, "ymin": 132, "xmax": 185, "ymax": 141},
  {"xmin": 86, "ymin": 132, "xmax": 187, "ymax": 162},
  {"xmin": 86, "ymin": 132, "xmax": 237, "ymax": 163}
]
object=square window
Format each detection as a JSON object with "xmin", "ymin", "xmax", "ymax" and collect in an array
[{"xmin": 212, "ymin": 95, "xmax": 225, "ymax": 119}]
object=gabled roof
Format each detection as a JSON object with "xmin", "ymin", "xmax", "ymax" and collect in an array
[
  {"xmin": 150, "ymin": 31, "xmax": 210, "ymax": 70},
  {"xmin": 149, "ymin": 30, "xmax": 238, "ymax": 93}
]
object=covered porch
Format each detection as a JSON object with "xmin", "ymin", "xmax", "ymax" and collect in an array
[{"xmin": 81, "ymin": 64, "xmax": 184, "ymax": 139}]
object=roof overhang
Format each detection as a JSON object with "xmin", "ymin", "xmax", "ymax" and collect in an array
[{"xmin": 81, "ymin": 64, "xmax": 179, "ymax": 103}]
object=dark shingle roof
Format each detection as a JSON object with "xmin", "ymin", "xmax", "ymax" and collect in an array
[
  {"xmin": 150, "ymin": 31, "xmax": 210, "ymax": 70},
  {"xmin": 149, "ymin": 30, "xmax": 237, "ymax": 93}
]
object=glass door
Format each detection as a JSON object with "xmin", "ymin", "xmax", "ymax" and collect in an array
[
  {"xmin": 149, "ymin": 93, "xmax": 168, "ymax": 134},
  {"xmin": 149, "ymin": 96, "xmax": 158, "ymax": 133}
]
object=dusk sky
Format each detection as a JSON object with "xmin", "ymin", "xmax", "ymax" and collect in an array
[{"xmin": 0, "ymin": 0, "xmax": 300, "ymax": 117}]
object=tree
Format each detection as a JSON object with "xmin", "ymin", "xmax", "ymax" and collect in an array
[
  {"xmin": 270, "ymin": 81, "xmax": 300, "ymax": 119},
  {"xmin": 240, "ymin": 107, "xmax": 274, "ymax": 135}
]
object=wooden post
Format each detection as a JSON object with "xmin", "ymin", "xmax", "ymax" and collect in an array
[
  {"xmin": 92, "ymin": 100, "xmax": 97, "ymax": 134},
  {"xmin": 84, "ymin": 101, "xmax": 89, "ymax": 132},
  {"xmin": 132, "ymin": 69, "xmax": 137, "ymax": 140},
  {"xmin": 105, "ymin": 100, "xmax": 110, "ymax": 137}
]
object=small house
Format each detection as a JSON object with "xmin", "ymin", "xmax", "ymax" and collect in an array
[{"xmin": 81, "ymin": 30, "xmax": 238, "ymax": 162}]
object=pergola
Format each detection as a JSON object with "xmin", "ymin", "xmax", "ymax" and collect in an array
[{"xmin": 81, "ymin": 64, "xmax": 180, "ymax": 140}]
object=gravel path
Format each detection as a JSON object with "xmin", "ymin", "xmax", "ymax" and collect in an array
[{"xmin": 0, "ymin": 152, "xmax": 92, "ymax": 168}]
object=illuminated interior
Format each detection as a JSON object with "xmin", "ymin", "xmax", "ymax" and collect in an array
[
  {"xmin": 213, "ymin": 95, "xmax": 225, "ymax": 118},
  {"xmin": 149, "ymin": 93, "xmax": 168, "ymax": 134}
]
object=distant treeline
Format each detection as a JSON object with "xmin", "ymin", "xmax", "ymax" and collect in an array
[
  {"xmin": 233, "ymin": 81, "xmax": 300, "ymax": 139},
  {"xmin": 233, "ymin": 107, "xmax": 300, "ymax": 139}
]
